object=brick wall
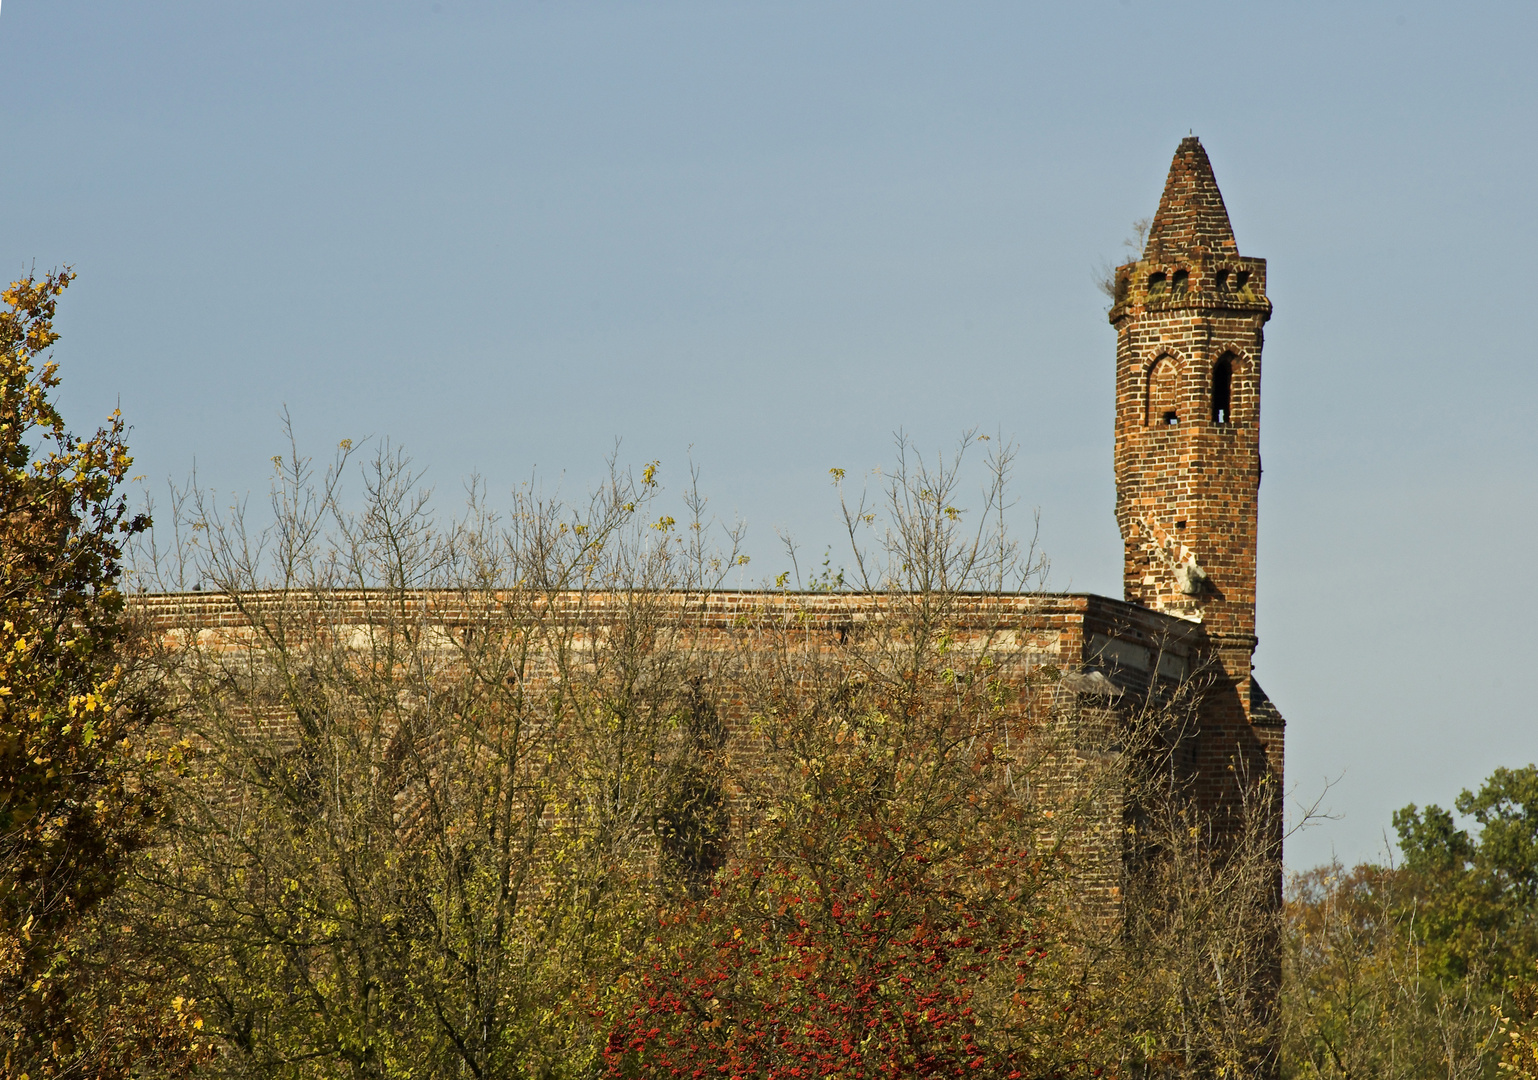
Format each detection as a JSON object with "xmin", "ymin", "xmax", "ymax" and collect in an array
[{"xmin": 133, "ymin": 585, "xmax": 1261, "ymax": 904}]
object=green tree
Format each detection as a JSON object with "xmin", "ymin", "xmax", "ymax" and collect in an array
[
  {"xmin": 1456, "ymin": 767, "xmax": 1538, "ymax": 906},
  {"xmin": 1392, "ymin": 766, "xmax": 1538, "ymax": 983}
]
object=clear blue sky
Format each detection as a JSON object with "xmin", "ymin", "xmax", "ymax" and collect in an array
[{"xmin": 3, "ymin": 1, "xmax": 1534, "ymax": 871}]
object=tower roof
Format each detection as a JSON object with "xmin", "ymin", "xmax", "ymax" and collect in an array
[{"xmin": 1144, "ymin": 136, "xmax": 1238, "ymax": 260}]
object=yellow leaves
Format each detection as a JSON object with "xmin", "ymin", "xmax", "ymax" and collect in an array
[
  {"xmin": 829, "ymin": 467, "xmax": 846, "ymax": 483},
  {"xmin": 651, "ymin": 515, "xmax": 676, "ymax": 533},
  {"xmin": 340, "ymin": 438, "xmax": 353, "ymax": 451},
  {"xmin": 65, "ymin": 690, "xmax": 104, "ymax": 717},
  {"xmin": 1, "ymin": 280, "xmax": 159, "ymax": 1055},
  {"xmin": 171, "ymin": 995, "xmax": 206, "ymax": 1031},
  {"xmin": 642, "ymin": 460, "xmax": 660, "ymax": 487},
  {"xmin": 1496, "ymin": 970, "xmax": 1538, "ymax": 1079}
]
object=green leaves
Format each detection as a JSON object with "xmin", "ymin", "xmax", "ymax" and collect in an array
[
  {"xmin": 1457, "ymin": 766, "xmax": 1538, "ymax": 906},
  {"xmin": 1393, "ymin": 803, "xmax": 1475, "ymax": 875},
  {"xmin": 1388, "ymin": 765, "xmax": 1538, "ymax": 984}
]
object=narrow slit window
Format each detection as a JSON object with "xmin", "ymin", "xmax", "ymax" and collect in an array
[
  {"xmin": 1212, "ymin": 356, "xmax": 1233, "ymax": 424},
  {"xmin": 1147, "ymin": 356, "xmax": 1179, "ymax": 426}
]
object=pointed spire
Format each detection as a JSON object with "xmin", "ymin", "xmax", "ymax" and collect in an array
[{"xmin": 1144, "ymin": 137, "xmax": 1238, "ymax": 260}]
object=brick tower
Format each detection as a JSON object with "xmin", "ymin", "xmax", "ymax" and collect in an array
[
  {"xmin": 1108, "ymin": 136, "xmax": 1272, "ymax": 726},
  {"xmin": 1111, "ymin": 138, "xmax": 1284, "ymax": 1074}
]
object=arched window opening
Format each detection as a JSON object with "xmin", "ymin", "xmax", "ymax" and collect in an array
[
  {"xmin": 1146, "ymin": 356, "xmax": 1179, "ymax": 427},
  {"xmin": 1172, "ymin": 269, "xmax": 1189, "ymax": 295},
  {"xmin": 1215, "ymin": 268, "xmax": 1230, "ymax": 291},
  {"xmin": 1147, "ymin": 271, "xmax": 1167, "ymax": 295},
  {"xmin": 1234, "ymin": 269, "xmax": 1250, "ymax": 290},
  {"xmin": 1212, "ymin": 355, "xmax": 1234, "ymax": 425}
]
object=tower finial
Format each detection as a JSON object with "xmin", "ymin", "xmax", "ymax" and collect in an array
[{"xmin": 1143, "ymin": 136, "xmax": 1238, "ymax": 261}]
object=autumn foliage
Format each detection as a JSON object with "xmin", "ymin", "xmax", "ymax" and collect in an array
[
  {"xmin": 0, "ymin": 271, "xmax": 203, "ymax": 1075},
  {"xmin": 605, "ymin": 860, "xmax": 1053, "ymax": 1080},
  {"xmin": 601, "ymin": 451, "xmax": 1102, "ymax": 1079}
]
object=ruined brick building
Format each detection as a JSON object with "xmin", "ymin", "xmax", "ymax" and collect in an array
[
  {"xmin": 142, "ymin": 132, "xmax": 1284, "ymax": 872},
  {"xmin": 138, "ymin": 136, "xmax": 1285, "ymax": 1050}
]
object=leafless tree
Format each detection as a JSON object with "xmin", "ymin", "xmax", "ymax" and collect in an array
[{"xmin": 128, "ymin": 430, "xmax": 746, "ymax": 1078}]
